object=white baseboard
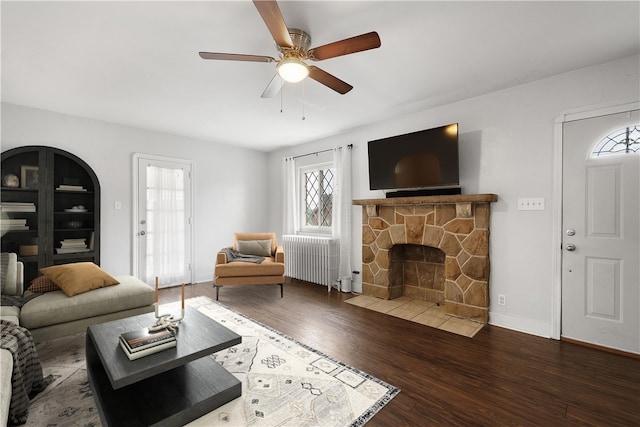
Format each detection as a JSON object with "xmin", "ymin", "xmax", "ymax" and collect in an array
[
  {"xmin": 194, "ymin": 273, "xmax": 212, "ymax": 284},
  {"xmin": 489, "ymin": 312, "xmax": 553, "ymax": 339}
]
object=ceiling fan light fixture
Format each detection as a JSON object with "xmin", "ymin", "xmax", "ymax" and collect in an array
[{"xmin": 277, "ymin": 58, "xmax": 309, "ymax": 83}]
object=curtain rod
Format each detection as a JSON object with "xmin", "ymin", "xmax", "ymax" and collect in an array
[{"xmin": 290, "ymin": 144, "xmax": 352, "ymax": 160}]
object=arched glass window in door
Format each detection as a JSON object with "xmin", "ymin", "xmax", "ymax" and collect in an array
[{"xmin": 591, "ymin": 124, "xmax": 640, "ymax": 158}]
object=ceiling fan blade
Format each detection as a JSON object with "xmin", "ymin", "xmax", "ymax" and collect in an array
[
  {"xmin": 261, "ymin": 74, "xmax": 284, "ymax": 98},
  {"xmin": 199, "ymin": 52, "xmax": 276, "ymax": 63},
  {"xmin": 309, "ymin": 32, "xmax": 381, "ymax": 61},
  {"xmin": 308, "ymin": 66, "xmax": 353, "ymax": 95},
  {"xmin": 252, "ymin": 0, "xmax": 293, "ymax": 48}
]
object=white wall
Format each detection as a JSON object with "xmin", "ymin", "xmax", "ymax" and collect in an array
[
  {"xmin": 266, "ymin": 54, "xmax": 640, "ymax": 338},
  {"xmin": 1, "ymin": 103, "xmax": 269, "ymax": 283}
]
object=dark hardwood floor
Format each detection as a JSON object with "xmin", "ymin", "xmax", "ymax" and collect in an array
[{"xmin": 160, "ymin": 279, "xmax": 640, "ymax": 426}]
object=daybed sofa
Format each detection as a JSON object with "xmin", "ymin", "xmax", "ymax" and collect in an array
[
  {"xmin": 214, "ymin": 232, "xmax": 285, "ymax": 300},
  {"xmin": 0, "ymin": 254, "xmax": 155, "ymax": 426}
]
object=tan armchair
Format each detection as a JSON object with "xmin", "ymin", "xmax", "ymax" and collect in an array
[{"xmin": 214, "ymin": 232, "xmax": 285, "ymax": 300}]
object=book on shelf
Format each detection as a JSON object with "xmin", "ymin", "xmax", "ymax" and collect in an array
[
  {"xmin": 0, "ymin": 219, "xmax": 27, "ymax": 224},
  {"xmin": 55, "ymin": 248, "xmax": 90, "ymax": 254},
  {"xmin": 57, "ymin": 238, "xmax": 89, "ymax": 253},
  {"xmin": 61, "ymin": 238, "xmax": 86, "ymax": 243},
  {"xmin": 119, "ymin": 338, "xmax": 177, "ymax": 361},
  {"xmin": 56, "ymin": 184, "xmax": 87, "ymax": 191},
  {"xmin": 0, "ymin": 202, "xmax": 36, "ymax": 212},
  {"xmin": 1, "ymin": 202, "xmax": 35, "ymax": 206},
  {"xmin": 1, "ymin": 225, "xmax": 29, "ymax": 231},
  {"xmin": 0, "ymin": 219, "xmax": 28, "ymax": 230},
  {"xmin": 60, "ymin": 241, "xmax": 87, "ymax": 247}
]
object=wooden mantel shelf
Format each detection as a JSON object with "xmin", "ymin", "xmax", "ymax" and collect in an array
[{"xmin": 352, "ymin": 193, "xmax": 498, "ymax": 206}]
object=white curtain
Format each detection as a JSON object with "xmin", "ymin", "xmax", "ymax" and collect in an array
[
  {"xmin": 282, "ymin": 157, "xmax": 299, "ymax": 235},
  {"xmin": 332, "ymin": 146, "xmax": 352, "ymax": 288},
  {"xmin": 145, "ymin": 165, "xmax": 185, "ymax": 286}
]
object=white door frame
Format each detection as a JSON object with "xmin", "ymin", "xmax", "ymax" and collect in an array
[
  {"xmin": 132, "ymin": 153, "xmax": 195, "ymax": 284},
  {"xmin": 552, "ymin": 99, "xmax": 640, "ymax": 340}
]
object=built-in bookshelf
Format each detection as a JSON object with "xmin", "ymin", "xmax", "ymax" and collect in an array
[{"xmin": 1, "ymin": 146, "xmax": 101, "ymax": 282}]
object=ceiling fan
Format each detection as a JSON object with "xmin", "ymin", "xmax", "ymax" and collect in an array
[{"xmin": 199, "ymin": 0, "xmax": 381, "ymax": 98}]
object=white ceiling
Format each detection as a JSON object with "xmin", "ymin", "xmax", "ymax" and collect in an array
[{"xmin": 2, "ymin": 1, "xmax": 639, "ymax": 152}]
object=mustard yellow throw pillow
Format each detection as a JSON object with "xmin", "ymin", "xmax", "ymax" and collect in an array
[{"xmin": 40, "ymin": 262, "xmax": 119, "ymax": 297}]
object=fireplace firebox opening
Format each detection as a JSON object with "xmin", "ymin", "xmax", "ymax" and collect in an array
[{"xmin": 390, "ymin": 244, "xmax": 446, "ymax": 304}]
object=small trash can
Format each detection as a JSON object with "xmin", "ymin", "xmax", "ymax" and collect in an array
[{"xmin": 340, "ymin": 277, "xmax": 352, "ymax": 293}]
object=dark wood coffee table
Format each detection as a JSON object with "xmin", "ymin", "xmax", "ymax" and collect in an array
[{"xmin": 86, "ymin": 306, "xmax": 242, "ymax": 427}]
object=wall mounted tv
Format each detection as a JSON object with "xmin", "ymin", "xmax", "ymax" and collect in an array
[{"xmin": 368, "ymin": 123, "xmax": 460, "ymax": 194}]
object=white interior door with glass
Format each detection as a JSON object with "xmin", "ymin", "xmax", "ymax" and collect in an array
[
  {"xmin": 562, "ymin": 110, "xmax": 639, "ymax": 354},
  {"xmin": 134, "ymin": 155, "xmax": 192, "ymax": 288}
]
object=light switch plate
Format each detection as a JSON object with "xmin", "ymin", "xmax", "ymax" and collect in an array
[{"xmin": 517, "ymin": 198, "xmax": 544, "ymax": 211}]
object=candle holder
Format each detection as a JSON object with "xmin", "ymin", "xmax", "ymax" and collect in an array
[{"xmin": 149, "ymin": 278, "xmax": 185, "ymax": 332}]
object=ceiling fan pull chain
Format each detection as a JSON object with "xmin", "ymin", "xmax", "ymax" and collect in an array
[
  {"xmin": 302, "ymin": 80, "xmax": 306, "ymax": 121},
  {"xmin": 280, "ymin": 83, "xmax": 284, "ymax": 113}
]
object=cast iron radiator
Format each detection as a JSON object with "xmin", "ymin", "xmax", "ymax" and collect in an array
[{"xmin": 283, "ymin": 235, "xmax": 339, "ymax": 289}]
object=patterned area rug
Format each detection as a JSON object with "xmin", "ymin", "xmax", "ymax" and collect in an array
[{"xmin": 27, "ymin": 296, "xmax": 399, "ymax": 426}]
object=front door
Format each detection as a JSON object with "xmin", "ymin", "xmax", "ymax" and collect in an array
[
  {"xmin": 135, "ymin": 155, "xmax": 192, "ymax": 288},
  {"xmin": 562, "ymin": 110, "xmax": 639, "ymax": 354}
]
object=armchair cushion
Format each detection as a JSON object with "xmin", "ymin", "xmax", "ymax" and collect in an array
[{"xmin": 215, "ymin": 257, "xmax": 284, "ymax": 278}]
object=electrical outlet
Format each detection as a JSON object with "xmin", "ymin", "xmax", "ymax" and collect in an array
[
  {"xmin": 517, "ymin": 198, "xmax": 545, "ymax": 211},
  {"xmin": 498, "ymin": 294, "xmax": 506, "ymax": 306}
]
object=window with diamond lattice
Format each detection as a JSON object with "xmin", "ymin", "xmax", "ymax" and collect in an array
[
  {"xmin": 303, "ymin": 167, "xmax": 334, "ymax": 228},
  {"xmin": 591, "ymin": 125, "xmax": 640, "ymax": 158}
]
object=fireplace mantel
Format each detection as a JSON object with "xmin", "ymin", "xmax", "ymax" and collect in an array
[
  {"xmin": 353, "ymin": 194, "xmax": 498, "ymax": 206},
  {"xmin": 353, "ymin": 193, "xmax": 498, "ymax": 323}
]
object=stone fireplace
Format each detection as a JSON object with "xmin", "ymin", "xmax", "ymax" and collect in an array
[{"xmin": 353, "ymin": 194, "xmax": 498, "ymax": 323}]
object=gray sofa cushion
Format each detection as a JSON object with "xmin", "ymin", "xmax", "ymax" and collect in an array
[{"xmin": 20, "ymin": 275, "xmax": 154, "ymax": 330}]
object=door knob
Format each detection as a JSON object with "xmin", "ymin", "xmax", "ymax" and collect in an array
[
  {"xmin": 565, "ymin": 243, "xmax": 576, "ymax": 251},
  {"xmin": 140, "ymin": 230, "xmax": 146, "ymax": 236}
]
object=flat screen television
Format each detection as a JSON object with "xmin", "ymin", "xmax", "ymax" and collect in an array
[{"xmin": 367, "ymin": 123, "xmax": 459, "ymax": 192}]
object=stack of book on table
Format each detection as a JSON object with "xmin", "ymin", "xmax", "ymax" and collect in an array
[
  {"xmin": 119, "ymin": 327, "xmax": 177, "ymax": 360},
  {"xmin": 56, "ymin": 238, "xmax": 90, "ymax": 254}
]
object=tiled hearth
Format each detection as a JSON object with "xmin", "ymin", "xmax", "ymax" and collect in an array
[
  {"xmin": 353, "ymin": 194, "xmax": 498, "ymax": 323},
  {"xmin": 345, "ymin": 295, "xmax": 484, "ymax": 338}
]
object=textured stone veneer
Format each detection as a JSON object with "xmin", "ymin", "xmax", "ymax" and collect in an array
[{"xmin": 353, "ymin": 194, "xmax": 498, "ymax": 323}]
